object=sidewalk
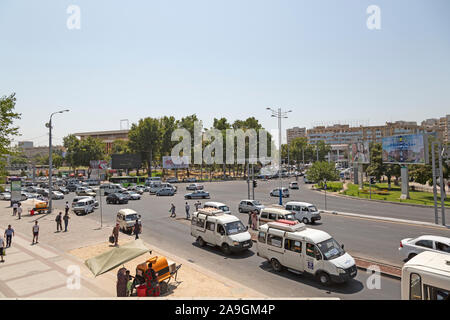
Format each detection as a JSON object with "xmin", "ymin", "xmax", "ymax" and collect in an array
[{"xmin": 0, "ymin": 202, "xmax": 264, "ymax": 299}]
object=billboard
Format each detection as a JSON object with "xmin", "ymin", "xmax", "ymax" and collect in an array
[
  {"xmin": 10, "ymin": 178, "xmax": 22, "ymax": 203},
  {"xmin": 90, "ymin": 160, "xmax": 109, "ymax": 170},
  {"xmin": 111, "ymin": 154, "xmax": 142, "ymax": 169},
  {"xmin": 382, "ymin": 134, "xmax": 428, "ymax": 164},
  {"xmin": 163, "ymin": 156, "xmax": 189, "ymax": 169},
  {"xmin": 350, "ymin": 141, "xmax": 370, "ymax": 164}
]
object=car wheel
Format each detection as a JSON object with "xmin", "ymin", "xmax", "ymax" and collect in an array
[
  {"xmin": 318, "ymin": 272, "xmax": 331, "ymax": 285},
  {"xmin": 271, "ymin": 258, "xmax": 283, "ymax": 272},
  {"xmin": 408, "ymin": 253, "xmax": 417, "ymax": 261},
  {"xmin": 197, "ymin": 237, "xmax": 206, "ymax": 247},
  {"xmin": 238, "ymin": 208, "xmax": 243, "ymax": 213},
  {"xmin": 221, "ymin": 243, "xmax": 231, "ymax": 255},
  {"xmin": 302, "ymin": 218, "xmax": 309, "ymax": 224}
]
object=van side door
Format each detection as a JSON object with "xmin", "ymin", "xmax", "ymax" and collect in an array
[
  {"xmin": 283, "ymin": 238, "xmax": 304, "ymax": 271},
  {"xmin": 204, "ymin": 220, "xmax": 216, "ymax": 244},
  {"xmin": 303, "ymin": 242, "xmax": 323, "ymax": 275},
  {"xmin": 216, "ymin": 224, "xmax": 227, "ymax": 246}
]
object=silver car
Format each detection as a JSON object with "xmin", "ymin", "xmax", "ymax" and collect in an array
[
  {"xmin": 238, "ymin": 199, "xmax": 264, "ymax": 213},
  {"xmin": 156, "ymin": 187, "xmax": 175, "ymax": 196}
]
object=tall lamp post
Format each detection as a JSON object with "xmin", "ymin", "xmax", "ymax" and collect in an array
[
  {"xmin": 46, "ymin": 109, "xmax": 69, "ymax": 213},
  {"xmin": 266, "ymin": 107, "xmax": 292, "ymax": 205}
]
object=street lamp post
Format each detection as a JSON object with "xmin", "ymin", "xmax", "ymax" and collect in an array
[
  {"xmin": 46, "ymin": 109, "xmax": 69, "ymax": 213},
  {"xmin": 267, "ymin": 107, "xmax": 292, "ymax": 205}
]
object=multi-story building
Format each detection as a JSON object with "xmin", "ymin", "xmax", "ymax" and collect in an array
[
  {"xmin": 422, "ymin": 115, "xmax": 450, "ymax": 143},
  {"xmin": 286, "ymin": 127, "xmax": 306, "ymax": 145},
  {"xmin": 74, "ymin": 129, "xmax": 129, "ymax": 153},
  {"xmin": 307, "ymin": 121, "xmax": 443, "ymax": 145}
]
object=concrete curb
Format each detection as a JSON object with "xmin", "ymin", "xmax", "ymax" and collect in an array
[
  {"xmin": 321, "ymin": 210, "xmax": 450, "ymax": 229},
  {"xmin": 311, "ymin": 187, "xmax": 450, "ymax": 209}
]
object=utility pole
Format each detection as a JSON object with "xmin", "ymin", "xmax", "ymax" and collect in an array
[
  {"xmin": 251, "ymin": 164, "xmax": 255, "ymax": 200},
  {"xmin": 438, "ymin": 144, "xmax": 446, "ymax": 226},
  {"xmin": 247, "ymin": 161, "xmax": 250, "ymax": 199},
  {"xmin": 46, "ymin": 109, "xmax": 69, "ymax": 213},
  {"xmin": 267, "ymin": 107, "xmax": 292, "ymax": 205},
  {"xmin": 432, "ymin": 142, "xmax": 439, "ymax": 224}
]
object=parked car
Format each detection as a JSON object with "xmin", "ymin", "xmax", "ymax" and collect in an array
[
  {"xmin": 135, "ymin": 185, "xmax": 150, "ymax": 193},
  {"xmin": 185, "ymin": 177, "xmax": 197, "ymax": 183},
  {"xmin": 122, "ymin": 191, "xmax": 141, "ymax": 200},
  {"xmin": 156, "ymin": 187, "xmax": 176, "ymax": 196},
  {"xmin": 399, "ymin": 235, "xmax": 450, "ymax": 261},
  {"xmin": 127, "ymin": 185, "xmax": 144, "ymax": 195},
  {"xmin": 184, "ymin": 190, "xmax": 210, "ymax": 199},
  {"xmin": 186, "ymin": 183, "xmax": 204, "ymax": 191},
  {"xmin": 270, "ymin": 187, "xmax": 290, "ymax": 198},
  {"xmin": 51, "ymin": 191, "xmax": 65, "ymax": 200},
  {"xmin": 58, "ymin": 187, "xmax": 70, "ymax": 194},
  {"xmin": 289, "ymin": 181, "xmax": 299, "ymax": 189},
  {"xmin": 0, "ymin": 192, "xmax": 11, "ymax": 201},
  {"xmin": 238, "ymin": 199, "xmax": 264, "ymax": 213},
  {"xmin": 72, "ymin": 196, "xmax": 98, "ymax": 208},
  {"xmin": 106, "ymin": 193, "xmax": 129, "ymax": 204},
  {"xmin": 76, "ymin": 187, "xmax": 96, "ymax": 197},
  {"xmin": 66, "ymin": 184, "xmax": 80, "ymax": 192},
  {"xmin": 166, "ymin": 177, "xmax": 179, "ymax": 183},
  {"xmin": 203, "ymin": 201, "xmax": 231, "ymax": 214}
]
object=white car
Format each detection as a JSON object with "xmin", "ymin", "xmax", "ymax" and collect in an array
[
  {"xmin": 399, "ymin": 235, "xmax": 450, "ymax": 261},
  {"xmin": 0, "ymin": 192, "xmax": 11, "ymax": 201},
  {"xmin": 270, "ymin": 187, "xmax": 290, "ymax": 198},
  {"xmin": 123, "ymin": 191, "xmax": 141, "ymax": 200}
]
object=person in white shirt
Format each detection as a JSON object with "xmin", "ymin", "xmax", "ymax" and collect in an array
[
  {"xmin": 12, "ymin": 202, "xmax": 18, "ymax": 216},
  {"xmin": 32, "ymin": 221, "xmax": 39, "ymax": 245},
  {"xmin": 17, "ymin": 205, "xmax": 22, "ymax": 220}
]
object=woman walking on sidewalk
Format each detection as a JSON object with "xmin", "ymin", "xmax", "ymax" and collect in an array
[
  {"xmin": 63, "ymin": 212, "xmax": 70, "ymax": 232},
  {"xmin": 32, "ymin": 221, "xmax": 39, "ymax": 245}
]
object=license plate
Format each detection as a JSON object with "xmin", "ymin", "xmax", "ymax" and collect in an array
[{"xmin": 243, "ymin": 243, "xmax": 250, "ymax": 247}]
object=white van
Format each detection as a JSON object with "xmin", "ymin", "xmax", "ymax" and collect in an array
[
  {"xmin": 116, "ymin": 209, "xmax": 141, "ymax": 234},
  {"xmin": 401, "ymin": 251, "xmax": 450, "ymax": 300},
  {"xmin": 72, "ymin": 196, "xmax": 98, "ymax": 208},
  {"xmin": 257, "ymin": 221, "xmax": 357, "ymax": 285},
  {"xmin": 258, "ymin": 207, "xmax": 296, "ymax": 227},
  {"xmin": 203, "ymin": 202, "xmax": 231, "ymax": 214},
  {"xmin": 285, "ymin": 201, "xmax": 321, "ymax": 224},
  {"xmin": 191, "ymin": 207, "xmax": 252, "ymax": 254},
  {"xmin": 73, "ymin": 198, "xmax": 95, "ymax": 215}
]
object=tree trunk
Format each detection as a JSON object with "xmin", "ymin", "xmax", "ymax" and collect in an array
[{"xmin": 147, "ymin": 150, "xmax": 152, "ymax": 177}]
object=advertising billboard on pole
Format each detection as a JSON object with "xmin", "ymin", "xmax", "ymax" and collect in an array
[
  {"xmin": 111, "ymin": 154, "xmax": 142, "ymax": 169},
  {"xmin": 382, "ymin": 134, "xmax": 428, "ymax": 164},
  {"xmin": 349, "ymin": 141, "xmax": 370, "ymax": 164},
  {"xmin": 10, "ymin": 178, "xmax": 22, "ymax": 203},
  {"xmin": 162, "ymin": 156, "xmax": 189, "ymax": 169}
]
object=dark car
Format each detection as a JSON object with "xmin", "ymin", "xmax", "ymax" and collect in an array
[
  {"xmin": 184, "ymin": 190, "xmax": 210, "ymax": 199},
  {"xmin": 66, "ymin": 184, "xmax": 80, "ymax": 192},
  {"xmin": 106, "ymin": 193, "xmax": 129, "ymax": 204}
]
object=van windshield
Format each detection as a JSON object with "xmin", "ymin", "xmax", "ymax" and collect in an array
[
  {"xmin": 219, "ymin": 206, "xmax": 230, "ymax": 212},
  {"xmin": 224, "ymin": 221, "xmax": 246, "ymax": 235},
  {"xmin": 252, "ymin": 200, "xmax": 261, "ymax": 206},
  {"xmin": 317, "ymin": 238, "xmax": 345, "ymax": 260},
  {"xmin": 125, "ymin": 214, "xmax": 138, "ymax": 221}
]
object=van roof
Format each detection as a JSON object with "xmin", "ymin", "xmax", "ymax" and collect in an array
[
  {"xmin": 261, "ymin": 207, "xmax": 292, "ymax": 215},
  {"xmin": 204, "ymin": 201, "xmax": 226, "ymax": 207},
  {"xmin": 286, "ymin": 201, "xmax": 315, "ymax": 207},
  {"xmin": 197, "ymin": 207, "xmax": 224, "ymax": 215},
  {"xmin": 404, "ymin": 251, "xmax": 450, "ymax": 276},
  {"xmin": 118, "ymin": 208, "xmax": 137, "ymax": 215},
  {"xmin": 260, "ymin": 223, "xmax": 331, "ymax": 243}
]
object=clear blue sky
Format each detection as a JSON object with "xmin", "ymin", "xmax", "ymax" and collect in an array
[{"xmin": 1, "ymin": 0, "xmax": 449, "ymax": 146}]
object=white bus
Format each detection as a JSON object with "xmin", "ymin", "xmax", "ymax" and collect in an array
[{"xmin": 401, "ymin": 251, "xmax": 450, "ymax": 300}]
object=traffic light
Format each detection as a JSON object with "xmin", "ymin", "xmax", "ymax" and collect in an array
[
  {"xmin": 370, "ymin": 177, "xmax": 375, "ymax": 185},
  {"xmin": 253, "ymin": 180, "xmax": 257, "ymax": 188}
]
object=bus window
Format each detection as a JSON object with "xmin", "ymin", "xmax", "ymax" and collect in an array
[{"xmin": 410, "ymin": 273, "xmax": 422, "ymax": 300}]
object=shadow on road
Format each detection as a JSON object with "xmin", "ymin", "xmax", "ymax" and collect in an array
[
  {"xmin": 257, "ymin": 261, "xmax": 364, "ymax": 295},
  {"xmin": 191, "ymin": 242, "xmax": 255, "ymax": 259}
]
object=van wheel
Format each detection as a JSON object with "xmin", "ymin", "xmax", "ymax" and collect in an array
[
  {"xmin": 302, "ymin": 218, "xmax": 309, "ymax": 224},
  {"xmin": 271, "ymin": 259, "xmax": 283, "ymax": 272},
  {"xmin": 318, "ymin": 272, "xmax": 331, "ymax": 285},
  {"xmin": 239, "ymin": 208, "xmax": 243, "ymax": 213},
  {"xmin": 197, "ymin": 237, "xmax": 206, "ymax": 247},
  {"xmin": 221, "ymin": 243, "xmax": 231, "ymax": 255}
]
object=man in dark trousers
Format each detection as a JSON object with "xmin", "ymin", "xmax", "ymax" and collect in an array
[
  {"xmin": 63, "ymin": 212, "xmax": 70, "ymax": 232},
  {"xmin": 55, "ymin": 212, "xmax": 63, "ymax": 232},
  {"xmin": 4, "ymin": 225, "xmax": 14, "ymax": 248},
  {"xmin": 65, "ymin": 201, "xmax": 70, "ymax": 215},
  {"xmin": 133, "ymin": 219, "xmax": 141, "ymax": 240},
  {"xmin": 112, "ymin": 223, "xmax": 120, "ymax": 246}
]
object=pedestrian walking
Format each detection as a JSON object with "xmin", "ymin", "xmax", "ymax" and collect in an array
[
  {"xmin": 248, "ymin": 210, "xmax": 253, "ymax": 227},
  {"xmin": 185, "ymin": 202, "xmax": 190, "ymax": 219},
  {"xmin": 112, "ymin": 223, "xmax": 120, "ymax": 246},
  {"xmin": 17, "ymin": 205, "xmax": 22, "ymax": 220},
  {"xmin": 194, "ymin": 200, "xmax": 201, "ymax": 211},
  {"xmin": 55, "ymin": 212, "xmax": 63, "ymax": 232},
  {"xmin": 65, "ymin": 201, "xmax": 70, "ymax": 215},
  {"xmin": 4, "ymin": 225, "xmax": 14, "ymax": 248},
  {"xmin": 63, "ymin": 212, "xmax": 70, "ymax": 232},
  {"xmin": 12, "ymin": 202, "xmax": 18, "ymax": 216},
  {"xmin": 251, "ymin": 211, "xmax": 258, "ymax": 230},
  {"xmin": 133, "ymin": 219, "xmax": 141, "ymax": 240},
  {"xmin": 169, "ymin": 204, "xmax": 176, "ymax": 218},
  {"xmin": 0, "ymin": 235, "xmax": 4, "ymax": 263},
  {"xmin": 116, "ymin": 267, "xmax": 128, "ymax": 297},
  {"xmin": 32, "ymin": 221, "xmax": 39, "ymax": 244}
]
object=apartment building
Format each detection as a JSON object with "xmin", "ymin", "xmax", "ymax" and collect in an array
[
  {"xmin": 286, "ymin": 127, "xmax": 306, "ymax": 145},
  {"xmin": 73, "ymin": 129, "xmax": 129, "ymax": 153}
]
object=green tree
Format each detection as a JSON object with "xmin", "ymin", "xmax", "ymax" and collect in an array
[
  {"xmin": 128, "ymin": 117, "xmax": 162, "ymax": 177},
  {"xmin": 307, "ymin": 161, "xmax": 339, "ymax": 183},
  {"xmin": 63, "ymin": 134, "xmax": 105, "ymax": 168},
  {"xmin": 0, "ymin": 93, "xmax": 21, "ymax": 170},
  {"xmin": 111, "ymin": 139, "xmax": 130, "ymax": 154}
]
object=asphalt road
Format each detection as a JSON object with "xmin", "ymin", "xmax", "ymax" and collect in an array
[{"xmin": 47, "ymin": 179, "xmax": 450, "ymax": 299}]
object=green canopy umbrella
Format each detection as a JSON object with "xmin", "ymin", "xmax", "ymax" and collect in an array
[{"xmin": 85, "ymin": 239, "xmax": 149, "ymax": 276}]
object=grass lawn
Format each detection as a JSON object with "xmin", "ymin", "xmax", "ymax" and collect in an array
[
  {"xmin": 314, "ymin": 181, "xmax": 343, "ymax": 192},
  {"xmin": 343, "ymin": 183, "xmax": 450, "ymax": 207}
]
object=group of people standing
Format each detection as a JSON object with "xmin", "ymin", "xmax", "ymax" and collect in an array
[
  {"xmin": 169, "ymin": 201, "xmax": 202, "ymax": 220},
  {"xmin": 247, "ymin": 210, "xmax": 258, "ymax": 230}
]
